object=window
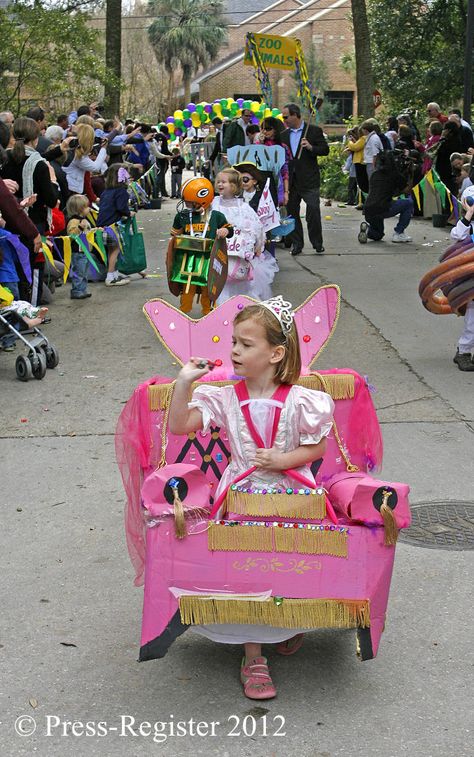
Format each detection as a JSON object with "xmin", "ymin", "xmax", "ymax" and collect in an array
[
  {"xmin": 233, "ymin": 93, "xmax": 260, "ymax": 101},
  {"xmin": 325, "ymin": 91, "xmax": 354, "ymax": 124}
]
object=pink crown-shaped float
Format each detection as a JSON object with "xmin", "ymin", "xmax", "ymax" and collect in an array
[{"xmin": 143, "ymin": 286, "xmax": 340, "ymax": 372}]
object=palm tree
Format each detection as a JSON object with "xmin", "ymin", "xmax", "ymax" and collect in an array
[{"xmin": 148, "ymin": 0, "xmax": 227, "ymax": 105}]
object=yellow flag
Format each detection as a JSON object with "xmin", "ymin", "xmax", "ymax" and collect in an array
[
  {"xmin": 42, "ymin": 242, "xmax": 58, "ymax": 270},
  {"xmin": 61, "ymin": 237, "xmax": 72, "ymax": 283},
  {"xmin": 412, "ymin": 184, "xmax": 421, "ymax": 210}
]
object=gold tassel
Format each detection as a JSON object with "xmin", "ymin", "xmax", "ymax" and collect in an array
[
  {"xmin": 172, "ymin": 486, "xmax": 187, "ymax": 539},
  {"xmin": 273, "ymin": 527, "xmax": 348, "ymax": 557},
  {"xmin": 380, "ymin": 490, "xmax": 399, "ymax": 546},
  {"xmin": 179, "ymin": 596, "xmax": 370, "ymax": 629},
  {"xmin": 208, "ymin": 523, "xmax": 273, "ymax": 552},
  {"xmin": 225, "ymin": 489, "xmax": 326, "ymax": 519},
  {"xmin": 148, "ymin": 373, "xmax": 355, "ymax": 411},
  {"xmin": 208, "ymin": 523, "xmax": 348, "ymax": 557}
]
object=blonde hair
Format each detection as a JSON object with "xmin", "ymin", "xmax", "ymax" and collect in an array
[
  {"xmin": 233, "ymin": 304, "xmax": 301, "ymax": 385},
  {"xmin": 75, "ymin": 115, "xmax": 95, "ymax": 127},
  {"xmin": 74, "ymin": 124, "xmax": 95, "ymax": 159},
  {"xmin": 216, "ymin": 168, "xmax": 242, "ymax": 196},
  {"xmin": 66, "ymin": 193, "xmax": 89, "ymax": 217}
]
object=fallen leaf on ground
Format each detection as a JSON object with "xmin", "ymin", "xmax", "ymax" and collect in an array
[
  {"xmin": 60, "ymin": 642, "xmax": 77, "ymax": 647},
  {"xmin": 29, "ymin": 698, "xmax": 38, "ymax": 709}
]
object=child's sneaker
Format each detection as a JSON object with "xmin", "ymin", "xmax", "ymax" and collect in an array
[
  {"xmin": 453, "ymin": 350, "xmax": 474, "ymax": 371},
  {"xmin": 392, "ymin": 232, "xmax": 412, "ymax": 243},
  {"xmin": 105, "ymin": 273, "xmax": 130, "ymax": 287}
]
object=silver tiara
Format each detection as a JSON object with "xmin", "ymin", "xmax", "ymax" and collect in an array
[{"xmin": 260, "ymin": 295, "xmax": 294, "ymax": 336}]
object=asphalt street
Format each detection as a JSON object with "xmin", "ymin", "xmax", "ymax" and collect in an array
[{"xmin": 1, "ymin": 192, "xmax": 473, "ymax": 757}]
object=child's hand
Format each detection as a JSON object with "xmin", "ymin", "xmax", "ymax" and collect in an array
[
  {"xmin": 177, "ymin": 357, "xmax": 215, "ymax": 384},
  {"xmin": 252, "ymin": 447, "xmax": 284, "ymax": 470},
  {"xmin": 216, "ymin": 228, "xmax": 229, "ymax": 239},
  {"xmin": 462, "ymin": 197, "xmax": 474, "ymax": 218}
]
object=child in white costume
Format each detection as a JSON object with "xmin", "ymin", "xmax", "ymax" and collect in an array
[
  {"xmin": 213, "ymin": 168, "xmax": 269, "ymax": 303},
  {"xmin": 168, "ymin": 296, "xmax": 334, "ymax": 700},
  {"xmin": 450, "ymin": 185, "xmax": 474, "ymax": 371}
]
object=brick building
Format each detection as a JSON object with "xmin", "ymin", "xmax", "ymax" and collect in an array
[{"xmin": 194, "ymin": 0, "xmax": 356, "ymax": 128}]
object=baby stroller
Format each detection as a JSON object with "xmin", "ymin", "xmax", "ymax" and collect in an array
[{"xmin": 0, "ymin": 311, "xmax": 59, "ymax": 381}]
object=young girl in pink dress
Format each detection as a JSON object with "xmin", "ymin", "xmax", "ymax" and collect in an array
[
  {"xmin": 212, "ymin": 168, "xmax": 266, "ymax": 303},
  {"xmin": 168, "ymin": 296, "xmax": 334, "ymax": 699}
]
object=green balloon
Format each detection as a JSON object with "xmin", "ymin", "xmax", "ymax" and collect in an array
[
  {"xmin": 196, "ymin": 104, "xmax": 204, "ymax": 114},
  {"xmin": 222, "ymin": 108, "xmax": 230, "ymax": 117},
  {"xmin": 174, "ymin": 118, "xmax": 184, "ymax": 129},
  {"xmin": 183, "ymin": 109, "xmax": 191, "ymax": 119},
  {"xmin": 243, "ymin": 100, "xmax": 251, "ymax": 110},
  {"xmin": 220, "ymin": 99, "xmax": 227, "ymax": 108},
  {"xmin": 200, "ymin": 113, "xmax": 207, "ymax": 123}
]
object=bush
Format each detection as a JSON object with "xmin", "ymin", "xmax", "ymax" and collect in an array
[{"xmin": 319, "ymin": 141, "xmax": 349, "ymax": 202}]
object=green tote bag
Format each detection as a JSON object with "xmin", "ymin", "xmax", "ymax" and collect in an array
[{"xmin": 118, "ymin": 217, "xmax": 147, "ymax": 275}]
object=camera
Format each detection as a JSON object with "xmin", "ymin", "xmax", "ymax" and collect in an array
[{"xmin": 69, "ymin": 137, "xmax": 79, "ymax": 148}]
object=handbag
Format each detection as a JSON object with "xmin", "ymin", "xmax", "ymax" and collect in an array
[
  {"xmin": 118, "ymin": 216, "xmax": 147, "ymax": 275},
  {"xmin": 227, "ymin": 256, "xmax": 253, "ymax": 281}
]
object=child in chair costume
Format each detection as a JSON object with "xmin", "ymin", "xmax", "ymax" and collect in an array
[
  {"xmin": 170, "ymin": 177, "xmax": 233, "ymax": 316},
  {"xmin": 168, "ymin": 295, "xmax": 334, "ymax": 700}
]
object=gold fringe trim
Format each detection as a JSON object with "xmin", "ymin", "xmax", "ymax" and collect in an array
[
  {"xmin": 225, "ymin": 489, "xmax": 326, "ymax": 519},
  {"xmin": 208, "ymin": 523, "xmax": 273, "ymax": 552},
  {"xmin": 208, "ymin": 523, "xmax": 348, "ymax": 557},
  {"xmin": 179, "ymin": 596, "xmax": 370, "ymax": 629},
  {"xmin": 273, "ymin": 527, "xmax": 347, "ymax": 557},
  {"xmin": 148, "ymin": 373, "xmax": 355, "ymax": 411}
]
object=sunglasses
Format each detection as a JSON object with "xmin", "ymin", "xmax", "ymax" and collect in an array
[
  {"xmin": 282, "ymin": 115, "xmax": 289, "ymax": 120},
  {"xmin": 241, "ymin": 177, "xmax": 253, "ymax": 183}
]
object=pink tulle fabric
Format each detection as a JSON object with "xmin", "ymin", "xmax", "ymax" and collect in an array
[{"xmin": 116, "ymin": 368, "xmax": 383, "ymax": 586}]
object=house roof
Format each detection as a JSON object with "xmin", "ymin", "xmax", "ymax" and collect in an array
[
  {"xmin": 224, "ymin": 0, "xmax": 288, "ymax": 25},
  {"xmin": 193, "ymin": 0, "xmax": 350, "ymax": 88}
]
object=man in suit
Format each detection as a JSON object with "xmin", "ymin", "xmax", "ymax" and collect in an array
[
  {"xmin": 280, "ymin": 102, "xmax": 329, "ymax": 255},
  {"xmin": 222, "ymin": 109, "xmax": 253, "ymax": 152},
  {"xmin": 208, "ymin": 117, "xmax": 224, "ymax": 175}
]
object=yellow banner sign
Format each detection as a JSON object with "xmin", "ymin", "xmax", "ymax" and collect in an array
[{"xmin": 244, "ymin": 34, "xmax": 297, "ymax": 70}]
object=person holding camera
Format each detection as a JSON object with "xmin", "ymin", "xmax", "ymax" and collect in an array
[
  {"xmin": 63, "ymin": 124, "xmax": 108, "ymax": 196},
  {"xmin": 358, "ymin": 150, "xmax": 414, "ymax": 244}
]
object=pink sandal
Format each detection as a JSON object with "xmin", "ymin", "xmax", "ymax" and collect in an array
[
  {"xmin": 275, "ymin": 633, "xmax": 304, "ymax": 656},
  {"xmin": 240, "ymin": 656, "xmax": 277, "ymax": 700}
]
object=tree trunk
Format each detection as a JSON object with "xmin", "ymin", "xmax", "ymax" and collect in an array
[
  {"xmin": 167, "ymin": 69, "xmax": 175, "ymax": 109},
  {"xmin": 183, "ymin": 65, "xmax": 191, "ymax": 106},
  {"xmin": 351, "ymin": 0, "xmax": 374, "ymax": 117},
  {"xmin": 103, "ymin": 0, "xmax": 122, "ymax": 116}
]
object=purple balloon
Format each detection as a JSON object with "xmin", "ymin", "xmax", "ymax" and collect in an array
[
  {"xmin": 166, "ymin": 116, "xmax": 174, "ymax": 124},
  {"xmin": 204, "ymin": 104, "xmax": 212, "ymax": 113},
  {"xmin": 183, "ymin": 118, "xmax": 192, "ymax": 127},
  {"xmin": 174, "ymin": 128, "xmax": 182, "ymax": 137},
  {"xmin": 187, "ymin": 103, "xmax": 196, "ymax": 112},
  {"xmin": 251, "ymin": 116, "xmax": 259, "ymax": 124},
  {"xmin": 236, "ymin": 98, "xmax": 244, "ymax": 107}
]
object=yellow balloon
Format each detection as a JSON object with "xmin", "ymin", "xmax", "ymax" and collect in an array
[
  {"xmin": 191, "ymin": 113, "xmax": 200, "ymax": 127},
  {"xmin": 174, "ymin": 110, "xmax": 183, "ymax": 119},
  {"xmin": 264, "ymin": 108, "xmax": 272, "ymax": 117},
  {"xmin": 227, "ymin": 97, "xmax": 233, "ymax": 106},
  {"xmin": 167, "ymin": 123, "xmax": 175, "ymax": 132},
  {"xmin": 250, "ymin": 101, "xmax": 260, "ymax": 113}
]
